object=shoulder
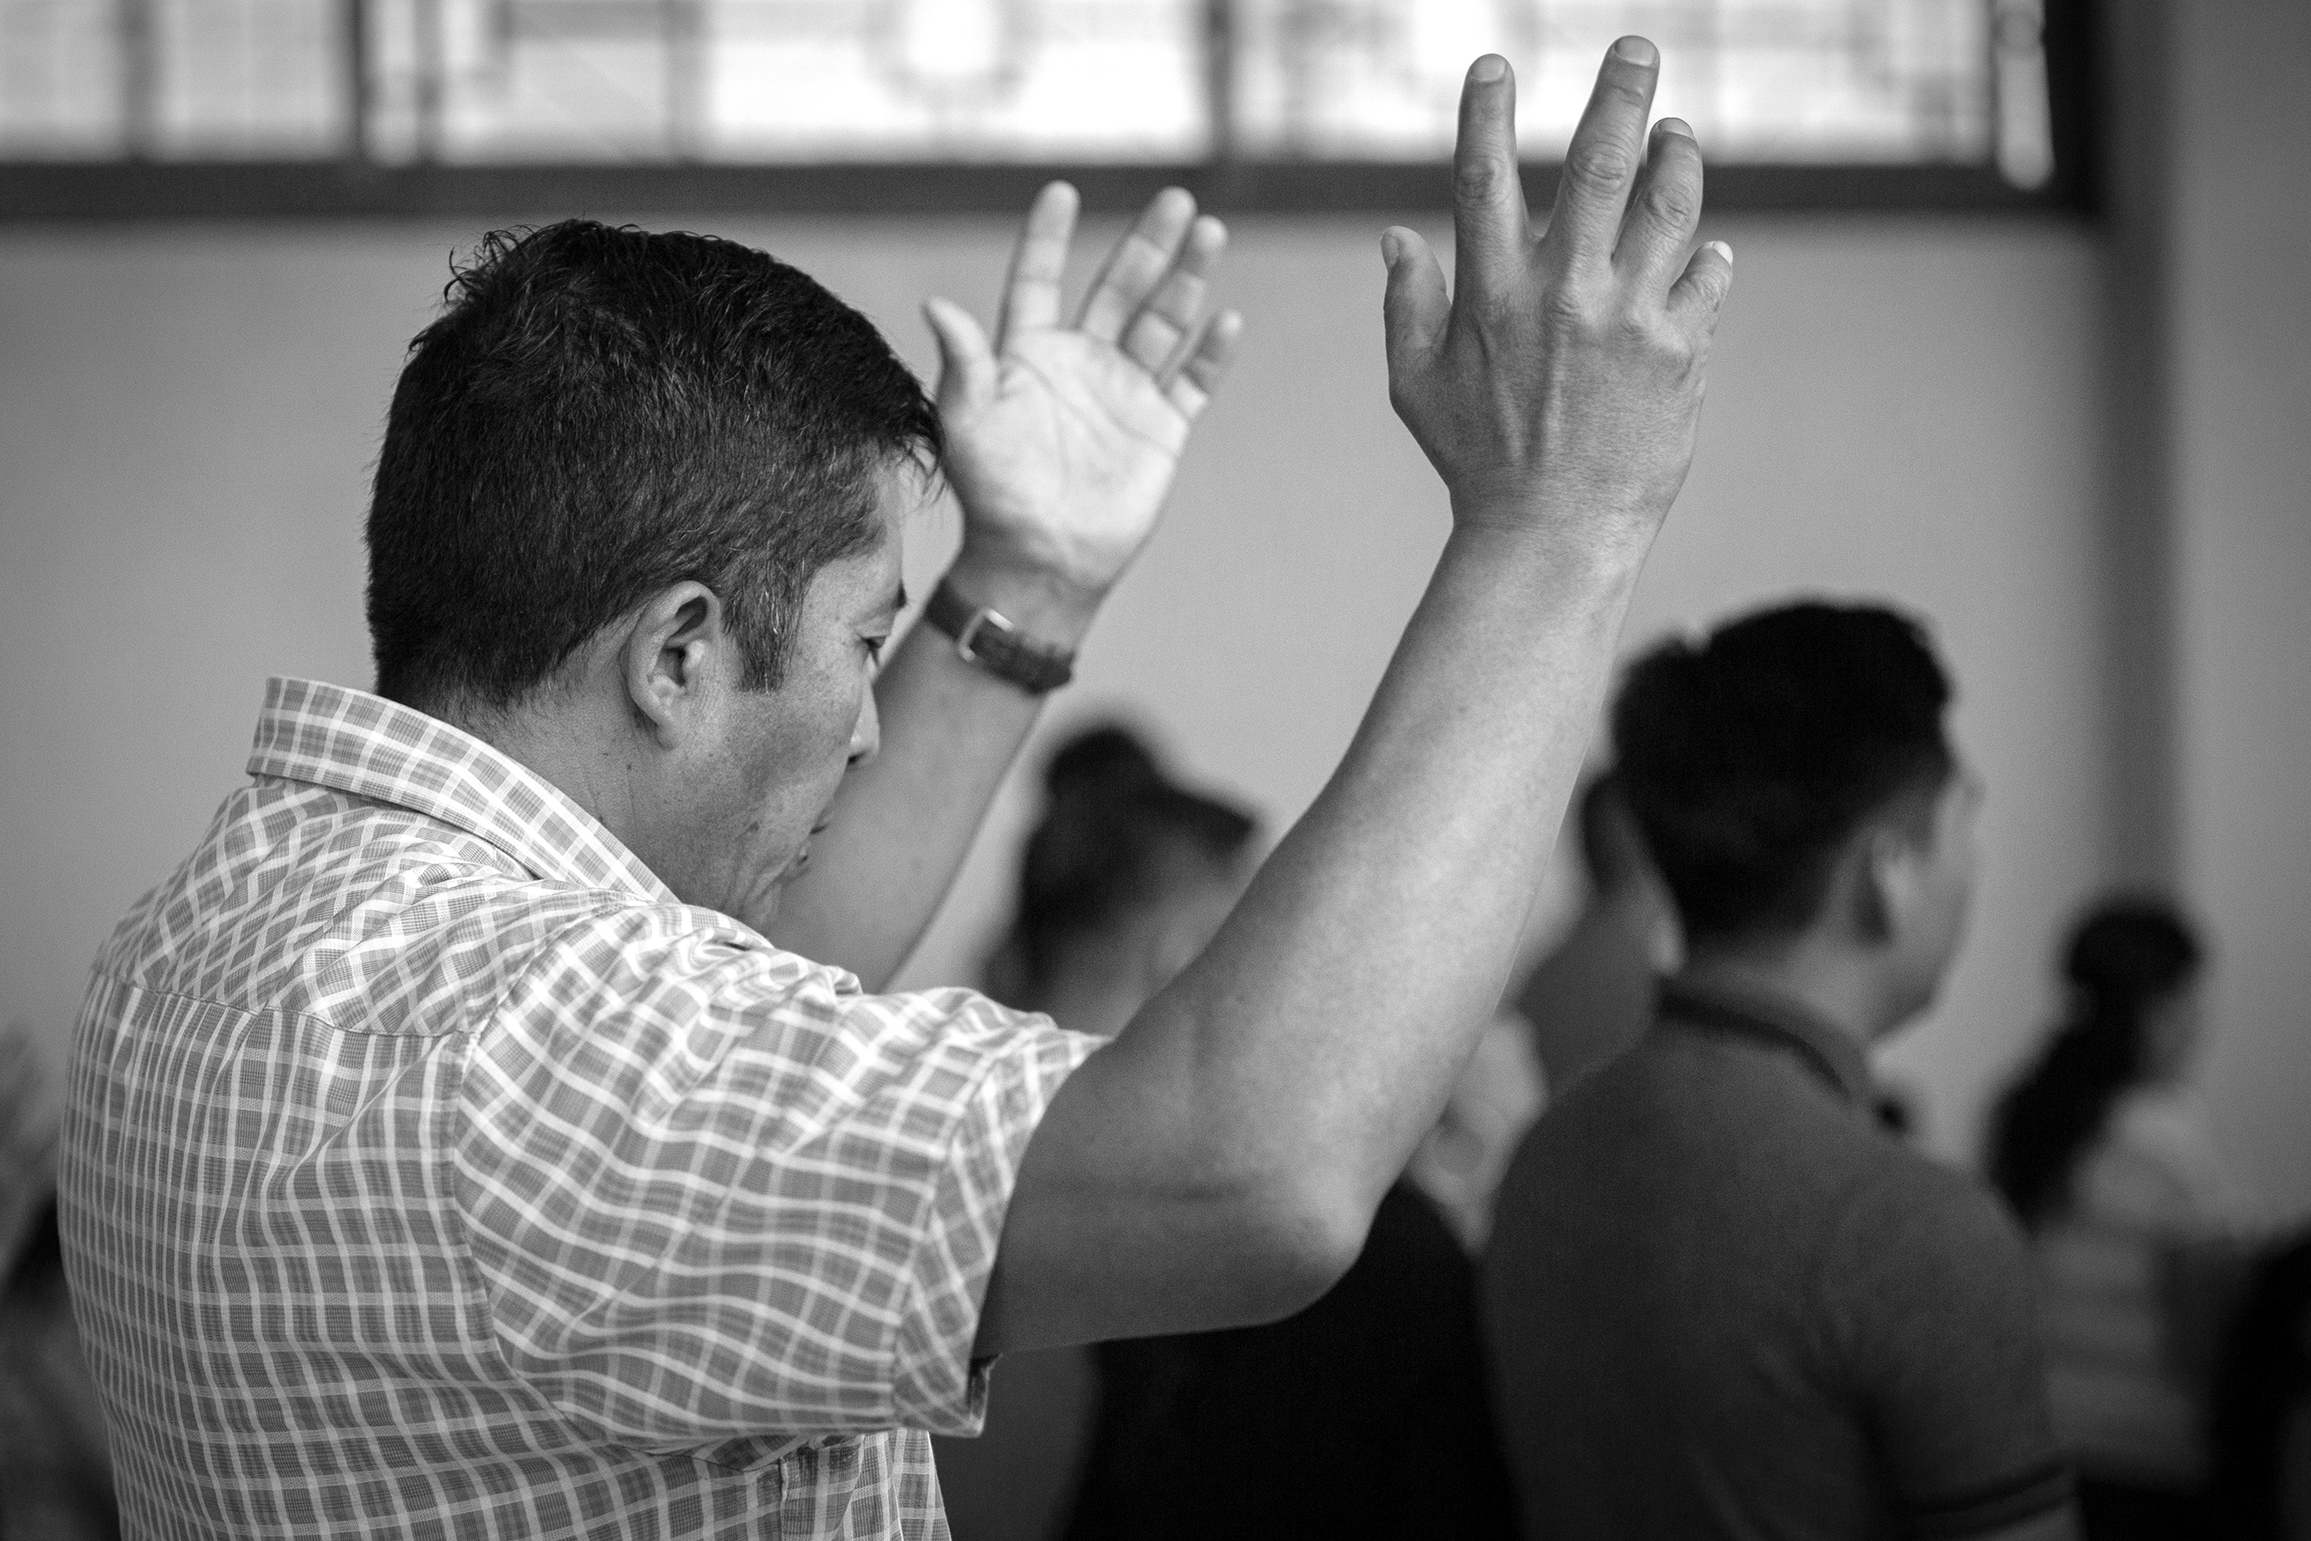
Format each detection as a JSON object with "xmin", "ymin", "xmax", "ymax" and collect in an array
[
  {"xmin": 1833, "ymin": 1141, "xmax": 2030, "ymax": 1273},
  {"xmin": 1817, "ymin": 1143, "xmax": 2040, "ymax": 1355},
  {"xmin": 1565, "ymin": 1026, "xmax": 1878, "ymax": 1163},
  {"xmin": 93, "ymin": 777, "xmax": 553, "ymax": 1011},
  {"xmin": 469, "ymin": 900, "xmax": 1100, "ymax": 1151}
]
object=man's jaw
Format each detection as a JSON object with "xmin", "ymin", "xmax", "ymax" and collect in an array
[{"xmin": 779, "ymin": 815, "xmax": 835, "ymax": 884}]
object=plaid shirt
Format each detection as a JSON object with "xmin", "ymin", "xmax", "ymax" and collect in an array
[{"xmin": 61, "ymin": 678, "xmax": 1097, "ymax": 1540}]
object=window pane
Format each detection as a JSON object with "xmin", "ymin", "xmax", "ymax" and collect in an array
[
  {"xmin": 0, "ymin": 0, "xmax": 347, "ymax": 158},
  {"xmin": 156, "ymin": 0, "xmax": 348, "ymax": 155},
  {"xmin": 0, "ymin": 0, "xmax": 2046, "ymax": 179},
  {"xmin": 0, "ymin": 2, "xmax": 128, "ymax": 155},
  {"xmin": 360, "ymin": 0, "xmax": 1208, "ymax": 163},
  {"xmin": 703, "ymin": 0, "xmax": 1207, "ymax": 161},
  {"xmin": 1230, "ymin": 0, "xmax": 1995, "ymax": 163}
]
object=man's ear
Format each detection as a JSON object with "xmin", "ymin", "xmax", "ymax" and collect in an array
[
  {"xmin": 620, "ymin": 581, "xmax": 731, "ymax": 747},
  {"xmin": 1852, "ymin": 823, "xmax": 1920, "ymax": 947}
]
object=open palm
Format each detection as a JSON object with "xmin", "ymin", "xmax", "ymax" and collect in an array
[{"xmin": 924, "ymin": 184, "xmax": 1243, "ymax": 596}]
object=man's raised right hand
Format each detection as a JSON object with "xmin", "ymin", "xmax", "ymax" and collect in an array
[
  {"xmin": 977, "ymin": 37, "xmax": 1735, "ymax": 1361},
  {"xmin": 1383, "ymin": 38, "xmax": 1731, "ymax": 565}
]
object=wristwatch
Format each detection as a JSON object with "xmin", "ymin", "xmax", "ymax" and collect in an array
[{"xmin": 923, "ymin": 578, "xmax": 1077, "ymax": 696}]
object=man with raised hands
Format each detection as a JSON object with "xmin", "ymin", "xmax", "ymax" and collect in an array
[{"xmin": 61, "ymin": 37, "xmax": 1728, "ymax": 1541}]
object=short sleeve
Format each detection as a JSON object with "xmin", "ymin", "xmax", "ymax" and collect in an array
[
  {"xmin": 1822, "ymin": 1160, "xmax": 2076, "ymax": 1539},
  {"xmin": 452, "ymin": 905, "xmax": 1101, "ymax": 1453}
]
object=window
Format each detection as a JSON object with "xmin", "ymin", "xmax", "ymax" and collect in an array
[{"xmin": 0, "ymin": 0, "xmax": 2080, "ymax": 214}]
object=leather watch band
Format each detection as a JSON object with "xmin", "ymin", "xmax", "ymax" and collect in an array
[{"xmin": 923, "ymin": 578, "xmax": 1076, "ymax": 696}]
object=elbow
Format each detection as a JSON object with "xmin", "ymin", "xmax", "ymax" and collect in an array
[{"xmin": 1221, "ymin": 1178, "xmax": 1372, "ymax": 1326}]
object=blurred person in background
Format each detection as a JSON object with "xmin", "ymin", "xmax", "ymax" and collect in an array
[
  {"xmin": 934, "ymin": 724, "xmax": 1263, "ymax": 1539},
  {"xmin": 0, "ymin": 1025, "xmax": 115, "ymax": 1539},
  {"xmin": 1510, "ymin": 771, "xmax": 1678, "ymax": 1096},
  {"xmin": 979, "ymin": 726, "xmax": 1261, "ymax": 1045},
  {"xmin": 1485, "ymin": 601, "xmax": 2078, "ymax": 1541},
  {"xmin": 1990, "ymin": 900, "xmax": 2252, "ymax": 1539},
  {"xmin": 939, "ymin": 725, "xmax": 1518, "ymax": 1540},
  {"xmin": 1401, "ymin": 997, "xmax": 1547, "ymax": 1253}
]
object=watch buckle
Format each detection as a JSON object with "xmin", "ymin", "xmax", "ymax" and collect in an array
[{"xmin": 952, "ymin": 604, "xmax": 1016, "ymax": 665}]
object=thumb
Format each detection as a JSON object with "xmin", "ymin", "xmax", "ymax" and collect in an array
[
  {"xmin": 1381, "ymin": 226, "xmax": 1450, "ymax": 378},
  {"xmin": 922, "ymin": 297, "xmax": 997, "ymax": 415}
]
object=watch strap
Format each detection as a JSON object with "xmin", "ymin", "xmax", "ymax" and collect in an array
[{"xmin": 923, "ymin": 578, "xmax": 1076, "ymax": 696}]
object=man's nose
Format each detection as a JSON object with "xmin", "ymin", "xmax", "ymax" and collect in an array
[{"xmin": 848, "ymin": 685, "xmax": 881, "ymax": 767}]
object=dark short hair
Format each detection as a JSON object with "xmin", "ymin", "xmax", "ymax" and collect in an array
[
  {"xmin": 1611, "ymin": 601, "xmax": 1955, "ymax": 947},
  {"xmin": 1573, "ymin": 771, "xmax": 1650, "ymax": 898},
  {"xmin": 985, "ymin": 725, "xmax": 1259, "ymax": 1010},
  {"xmin": 366, "ymin": 219, "xmax": 940, "ymax": 712}
]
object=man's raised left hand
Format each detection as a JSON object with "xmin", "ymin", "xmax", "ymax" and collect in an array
[{"xmin": 923, "ymin": 182, "xmax": 1243, "ymax": 611}]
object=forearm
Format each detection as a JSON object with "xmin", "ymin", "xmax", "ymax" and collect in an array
[
  {"xmin": 1162, "ymin": 526, "xmax": 1643, "ymax": 1177},
  {"xmin": 769, "ymin": 556, "xmax": 1097, "ymax": 987},
  {"xmin": 986, "ymin": 524, "xmax": 1644, "ymax": 1349}
]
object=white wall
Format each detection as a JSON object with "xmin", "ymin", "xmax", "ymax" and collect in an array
[
  {"xmin": 0, "ymin": 206, "xmax": 2138, "ymax": 1184},
  {"xmin": 2169, "ymin": 0, "xmax": 2311, "ymax": 1224}
]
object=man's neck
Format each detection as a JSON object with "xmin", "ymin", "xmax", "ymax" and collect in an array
[
  {"xmin": 1676, "ymin": 941, "xmax": 1898, "ymax": 1049},
  {"xmin": 439, "ymin": 689, "xmax": 651, "ymax": 855}
]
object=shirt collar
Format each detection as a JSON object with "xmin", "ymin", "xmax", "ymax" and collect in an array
[
  {"xmin": 246, "ymin": 677, "xmax": 674, "ymax": 903},
  {"xmin": 1656, "ymin": 975, "xmax": 1874, "ymax": 1107}
]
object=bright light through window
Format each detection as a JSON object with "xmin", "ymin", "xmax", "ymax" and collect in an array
[
  {"xmin": 1232, "ymin": 0, "xmax": 1997, "ymax": 163},
  {"xmin": 0, "ymin": 0, "xmax": 2054, "ymax": 187}
]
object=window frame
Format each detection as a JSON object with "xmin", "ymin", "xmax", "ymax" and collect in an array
[
  {"xmin": 0, "ymin": 0, "xmax": 2098, "ymax": 220},
  {"xmin": 0, "ymin": 157, "xmax": 2075, "ymax": 221}
]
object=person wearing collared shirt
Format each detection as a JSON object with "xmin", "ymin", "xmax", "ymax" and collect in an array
[
  {"xmin": 60, "ymin": 39, "xmax": 1737, "ymax": 1541},
  {"xmin": 1485, "ymin": 602, "xmax": 2081, "ymax": 1541}
]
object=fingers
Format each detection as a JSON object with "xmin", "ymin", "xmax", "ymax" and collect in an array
[
  {"xmin": 1615, "ymin": 119, "xmax": 1705, "ymax": 292},
  {"xmin": 1450, "ymin": 55, "xmax": 1533, "ymax": 307},
  {"xmin": 923, "ymin": 296, "xmax": 998, "ymax": 414},
  {"xmin": 997, "ymin": 181, "xmax": 1080, "ymax": 343},
  {"xmin": 1544, "ymin": 36, "xmax": 1661, "ymax": 273},
  {"xmin": 1666, "ymin": 239, "xmax": 1735, "ymax": 332},
  {"xmin": 1381, "ymin": 226, "xmax": 1450, "ymax": 376},
  {"xmin": 1164, "ymin": 309, "xmax": 1244, "ymax": 421},
  {"xmin": 1077, "ymin": 186, "xmax": 1199, "ymax": 344},
  {"xmin": 1121, "ymin": 214, "xmax": 1227, "ymax": 375}
]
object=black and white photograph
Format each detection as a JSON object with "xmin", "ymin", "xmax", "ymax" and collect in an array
[{"xmin": 0, "ymin": 3, "xmax": 2304, "ymax": 1537}]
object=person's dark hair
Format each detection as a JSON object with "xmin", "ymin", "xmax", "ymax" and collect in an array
[
  {"xmin": 1988, "ymin": 898, "xmax": 2203, "ymax": 1229},
  {"xmin": 1610, "ymin": 601, "xmax": 1955, "ymax": 947},
  {"xmin": 985, "ymin": 726, "xmax": 1258, "ymax": 1010},
  {"xmin": 366, "ymin": 219, "xmax": 940, "ymax": 713}
]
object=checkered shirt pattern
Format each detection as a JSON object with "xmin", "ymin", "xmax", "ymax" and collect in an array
[{"xmin": 61, "ymin": 678, "xmax": 1098, "ymax": 1540}]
